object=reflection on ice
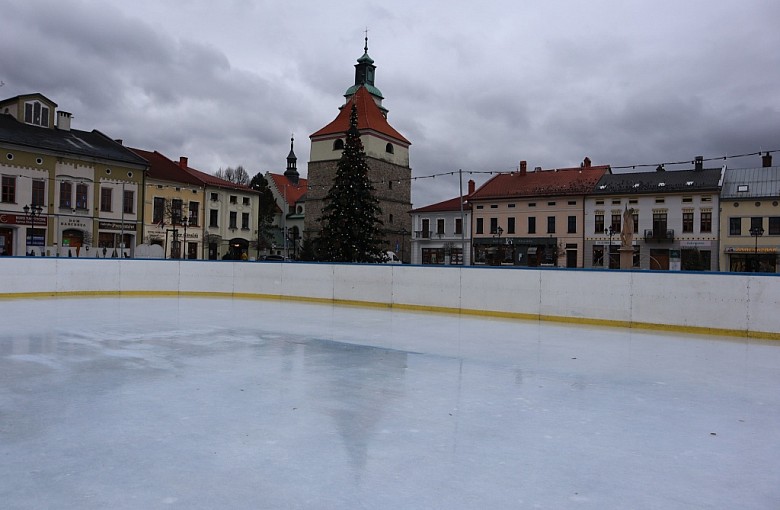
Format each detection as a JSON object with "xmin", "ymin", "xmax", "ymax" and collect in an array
[{"xmin": 0, "ymin": 297, "xmax": 778, "ymax": 509}]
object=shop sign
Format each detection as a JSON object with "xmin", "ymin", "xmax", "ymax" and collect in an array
[
  {"xmin": 680, "ymin": 240, "xmax": 712, "ymax": 247},
  {"xmin": 60, "ymin": 217, "xmax": 89, "ymax": 229},
  {"xmin": 0, "ymin": 213, "xmax": 48, "ymax": 226},
  {"xmin": 725, "ymin": 246, "xmax": 778, "ymax": 254},
  {"xmin": 99, "ymin": 221, "xmax": 137, "ymax": 232}
]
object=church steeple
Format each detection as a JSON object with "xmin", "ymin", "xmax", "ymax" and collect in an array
[
  {"xmin": 284, "ymin": 135, "xmax": 299, "ymax": 184},
  {"xmin": 345, "ymin": 34, "xmax": 386, "ymax": 113}
]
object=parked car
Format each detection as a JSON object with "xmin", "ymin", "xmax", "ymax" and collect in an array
[
  {"xmin": 385, "ymin": 251, "xmax": 402, "ymax": 264},
  {"xmin": 262, "ymin": 254, "xmax": 286, "ymax": 262}
]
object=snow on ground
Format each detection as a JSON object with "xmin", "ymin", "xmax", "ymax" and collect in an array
[{"xmin": 1, "ymin": 297, "xmax": 778, "ymax": 509}]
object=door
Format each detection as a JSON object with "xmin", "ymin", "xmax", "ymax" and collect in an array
[
  {"xmin": 566, "ymin": 249, "xmax": 578, "ymax": 268},
  {"xmin": 0, "ymin": 228, "xmax": 13, "ymax": 256},
  {"xmin": 650, "ymin": 249, "xmax": 669, "ymax": 270}
]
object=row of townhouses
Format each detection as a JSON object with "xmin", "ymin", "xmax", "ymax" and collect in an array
[{"xmin": 411, "ymin": 155, "xmax": 780, "ymax": 273}]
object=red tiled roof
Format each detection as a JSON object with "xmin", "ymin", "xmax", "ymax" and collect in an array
[
  {"xmin": 411, "ymin": 196, "xmax": 471, "ymax": 213},
  {"xmin": 130, "ymin": 148, "xmax": 204, "ymax": 186},
  {"xmin": 184, "ymin": 166, "xmax": 258, "ymax": 193},
  {"xmin": 470, "ymin": 165, "xmax": 611, "ymax": 200},
  {"xmin": 310, "ymin": 86, "xmax": 410, "ymax": 145},
  {"xmin": 268, "ymin": 173, "xmax": 308, "ymax": 205}
]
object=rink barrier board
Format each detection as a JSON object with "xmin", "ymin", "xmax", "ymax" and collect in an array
[{"xmin": 0, "ymin": 259, "xmax": 778, "ymax": 340}]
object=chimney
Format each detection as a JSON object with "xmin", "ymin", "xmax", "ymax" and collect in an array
[
  {"xmin": 762, "ymin": 152, "xmax": 773, "ymax": 168},
  {"xmin": 694, "ymin": 156, "xmax": 703, "ymax": 171},
  {"xmin": 57, "ymin": 111, "xmax": 72, "ymax": 131},
  {"xmin": 582, "ymin": 157, "xmax": 592, "ymax": 168},
  {"xmin": 468, "ymin": 179, "xmax": 475, "ymax": 195},
  {"xmin": 519, "ymin": 160, "xmax": 527, "ymax": 175},
  {"xmin": 179, "ymin": 156, "xmax": 188, "ymax": 169}
]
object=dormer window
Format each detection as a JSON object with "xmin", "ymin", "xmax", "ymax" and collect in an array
[
  {"xmin": 24, "ymin": 101, "xmax": 50, "ymax": 127},
  {"xmin": 333, "ymin": 139, "xmax": 344, "ymax": 151}
]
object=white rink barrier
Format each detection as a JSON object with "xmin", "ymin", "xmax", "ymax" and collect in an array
[{"xmin": 0, "ymin": 258, "xmax": 778, "ymax": 339}]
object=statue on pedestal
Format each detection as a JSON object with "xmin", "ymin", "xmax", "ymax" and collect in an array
[{"xmin": 620, "ymin": 207, "xmax": 635, "ymax": 248}]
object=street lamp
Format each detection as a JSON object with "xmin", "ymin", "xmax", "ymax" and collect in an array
[
  {"xmin": 399, "ymin": 227, "xmax": 409, "ymax": 263},
  {"xmin": 181, "ymin": 216, "xmax": 188, "ymax": 259},
  {"xmin": 750, "ymin": 225, "xmax": 765, "ymax": 272},
  {"xmin": 605, "ymin": 226, "xmax": 616, "ymax": 268},
  {"xmin": 23, "ymin": 204, "xmax": 43, "ymax": 256}
]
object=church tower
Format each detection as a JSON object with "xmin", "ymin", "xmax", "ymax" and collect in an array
[{"xmin": 305, "ymin": 37, "xmax": 412, "ymax": 261}]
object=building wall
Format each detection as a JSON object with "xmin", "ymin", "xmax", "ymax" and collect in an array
[
  {"xmin": 309, "ymin": 135, "xmax": 409, "ymax": 167},
  {"xmin": 719, "ymin": 198, "xmax": 780, "ymax": 272},
  {"xmin": 410, "ymin": 210, "xmax": 471, "ymax": 265},
  {"xmin": 143, "ymin": 180, "xmax": 204, "ymax": 259},
  {"xmin": 1, "ymin": 258, "xmax": 777, "ymax": 339}
]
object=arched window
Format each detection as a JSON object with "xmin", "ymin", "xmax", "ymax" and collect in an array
[
  {"xmin": 333, "ymin": 139, "xmax": 344, "ymax": 150},
  {"xmin": 385, "ymin": 143, "xmax": 394, "ymax": 154}
]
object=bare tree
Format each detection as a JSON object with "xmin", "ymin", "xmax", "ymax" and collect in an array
[{"xmin": 215, "ymin": 165, "xmax": 250, "ymax": 185}]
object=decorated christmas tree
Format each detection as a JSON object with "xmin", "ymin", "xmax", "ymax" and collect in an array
[{"xmin": 317, "ymin": 104, "xmax": 386, "ymax": 263}]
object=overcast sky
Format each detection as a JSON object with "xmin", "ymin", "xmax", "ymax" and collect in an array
[{"xmin": 2, "ymin": 0, "xmax": 779, "ymax": 206}]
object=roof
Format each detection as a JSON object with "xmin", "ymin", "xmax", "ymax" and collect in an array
[
  {"xmin": 470, "ymin": 165, "xmax": 611, "ymax": 200},
  {"xmin": 268, "ymin": 173, "xmax": 308, "ymax": 205},
  {"xmin": 310, "ymin": 86, "xmax": 409, "ymax": 145},
  {"xmin": 411, "ymin": 196, "xmax": 471, "ymax": 213},
  {"xmin": 721, "ymin": 166, "xmax": 780, "ymax": 198},
  {"xmin": 592, "ymin": 167, "xmax": 722, "ymax": 195},
  {"xmin": 0, "ymin": 112, "xmax": 148, "ymax": 167},
  {"xmin": 130, "ymin": 148, "xmax": 204, "ymax": 186},
  {"xmin": 184, "ymin": 166, "xmax": 258, "ymax": 193}
]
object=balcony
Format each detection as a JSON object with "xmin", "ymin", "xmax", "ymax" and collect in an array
[
  {"xmin": 415, "ymin": 230, "xmax": 433, "ymax": 239},
  {"xmin": 643, "ymin": 229, "xmax": 675, "ymax": 243}
]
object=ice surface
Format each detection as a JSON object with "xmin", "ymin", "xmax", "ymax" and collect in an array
[{"xmin": 1, "ymin": 297, "xmax": 779, "ymax": 509}]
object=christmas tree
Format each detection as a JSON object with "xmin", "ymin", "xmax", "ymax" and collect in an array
[{"xmin": 317, "ymin": 103, "xmax": 386, "ymax": 263}]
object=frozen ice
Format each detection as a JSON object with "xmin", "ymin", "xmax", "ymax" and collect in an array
[{"xmin": 1, "ymin": 297, "xmax": 779, "ymax": 509}]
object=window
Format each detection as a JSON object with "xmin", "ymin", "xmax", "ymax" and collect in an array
[
  {"xmin": 701, "ymin": 196, "xmax": 712, "ymax": 202},
  {"xmin": 388, "ymin": 213, "xmax": 393, "ymax": 224},
  {"xmin": 567, "ymin": 215, "xmax": 576, "ymax": 234},
  {"xmin": 682, "ymin": 211, "xmax": 694, "ymax": 233},
  {"xmin": 455, "ymin": 218, "xmax": 463, "ymax": 235},
  {"xmin": 490, "ymin": 217, "xmax": 498, "ymax": 234},
  {"xmin": 241, "ymin": 212, "xmax": 250, "ymax": 230},
  {"xmin": 547, "ymin": 216, "xmax": 555, "ymax": 234},
  {"xmin": 611, "ymin": 200, "xmax": 621, "ymax": 205},
  {"xmin": 32, "ymin": 180, "xmax": 45, "ymax": 206},
  {"xmin": 388, "ymin": 180, "xmax": 393, "ymax": 190},
  {"xmin": 385, "ymin": 143, "xmax": 394, "ymax": 154},
  {"xmin": 750, "ymin": 217, "xmax": 763, "ymax": 232},
  {"xmin": 632, "ymin": 213, "xmax": 639, "ymax": 233},
  {"xmin": 210, "ymin": 192, "xmax": 218, "ymax": 201},
  {"xmin": 476, "ymin": 218, "xmax": 483, "ymax": 234},
  {"xmin": 189, "ymin": 202, "xmax": 199, "ymax": 226},
  {"xmin": 655, "ymin": 198, "xmax": 665, "ymax": 204},
  {"xmin": 24, "ymin": 100, "xmax": 50, "ymax": 127},
  {"xmin": 421, "ymin": 218, "xmax": 430, "ymax": 238},
  {"xmin": 508, "ymin": 203, "xmax": 516, "ymax": 208},
  {"xmin": 101, "ymin": 188, "xmax": 113, "ymax": 212},
  {"xmin": 528, "ymin": 216, "xmax": 536, "ymax": 234},
  {"xmin": 171, "ymin": 199, "xmax": 183, "ymax": 223},
  {"xmin": 592, "ymin": 246, "xmax": 604, "ymax": 267},
  {"xmin": 153, "ymin": 197, "xmax": 165, "ymax": 224},
  {"xmin": 243, "ymin": 197, "xmax": 250, "ymax": 206},
  {"xmin": 476, "ymin": 205, "xmax": 483, "ymax": 210},
  {"xmin": 2, "ymin": 175, "xmax": 16, "ymax": 203},
  {"xmin": 507, "ymin": 217, "xmax": 515, "ymax": 234},
  {"xmin": 490, "ymin": 204, "xmax": 498, "ymax": 209},
  {"xmin": 682, "ymin": 197, "xmax": 693, "ymax": 203},
  {"xmin": 437, "ymin": 218, "xmax": 445, "ymax": 235},
  {"xmin": 209, "ymin": 209, "xmax": 218, "ymax": 228},
  {"xmin": 568, "ymin": 201, "xmax": 576, "ymax": 206},
  {"xmin": 59, "ymin": 181, "xmax": 72, "ymax": 208},
  {"xmin": 230, "ymin": 195, "xmax": 237, "ymax": 204},
  {"xmin": 528, "ymin": 202, "xmax": 536, "ymax": 207},
  {"xmin": 333, "ymin": 139, "xmax": 344, "ymax": 150},
  {"xmin": 700, "ymin": 211, "xmax": 712, "ymax": 233},
  {"xmin": 653, "ymin": 212, "xmax": 668, "ymax": 235},
  {"xmin": 729, "ymin": 217, "xmax": 741, "ymax": 236},
  {"xmin": 769, "ymin": 217, "xmax": 780, "ymax": 235},
  {"xmin": 594, "ymin": 213, "xmax": 604, "ymax": 233},
  {"xmin": 611, "ymin": 213, "xmax": 621, "ymax": 232},
  {"xmin": 75, "ymin": 184, "xmax": 88, "ymax": 210},
  {"xmin": 548, "ymin": 202, "xmax": 556, "ymax": 206},
  {"xmin": 229, "ymin": 211, "xmax": 237, "ymax": 229},
  {"xmin": 123, "ymin": 190, "xmax": 134, "ymax": 214}
]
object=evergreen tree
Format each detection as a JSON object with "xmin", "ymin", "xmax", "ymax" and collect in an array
[
  {"xmin": 317, "ymin": 104, "xmax": 386, "ymax": 263},
  {"xmin": 250, "ymin": 172, "xmax": 277, "ymax": 254}
]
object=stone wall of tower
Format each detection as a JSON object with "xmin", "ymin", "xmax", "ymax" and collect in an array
[{"xmin": 304, "ymin": 156, "xmax": 412, "ymax": 259}]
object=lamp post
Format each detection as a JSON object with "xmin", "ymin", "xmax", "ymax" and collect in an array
[
  {"xmin": 605, "ymin": 226, "xmax": 616, "ymax": 268},
  {"xmin": 493, "ymin": 226, "xmax": 504, "ymax": 265},
  {"xmin": 23, "ymin": 204, "xmax": 43, "ymax": 256},
  {"xmin": 749, "ymin": 225, "xmax": 765, "ymax": 272},
  {"xmin": 399, "ymin": 227, "xmax": 408, "ymax": 264},
  {"xmin": 182, "ymin": 216, "xmax": 188, "ymax": 259}
]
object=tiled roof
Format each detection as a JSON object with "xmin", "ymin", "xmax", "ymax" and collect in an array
[
  {"xmin": 721, "ymin": 166, "xmax": 780, "ymax": 198},
  {"xmin": 411, "ymin": 196, "xmax": 471, "ymax": 213},
  {"xmin": 310, "ymin": 86, "xmax": 410, "ymax": 145},
  {"xmin": 268, "ymin": 173, "xmax": 308, "ymax": 205},
  {"xmin": 592, "ymin": 168, "xmax": 722, "ymax": 195},
  {"xmin": 184, "ymin": 166, "xmax": 258, "ymax": 193},
  {"xmin": 0, "ymin": 113, "xmax": 148, "ymax": 166},
  {"xmin": 470, "ymin": 165, "xmax": 610, "ymax": 200},
  {"xmin": 130, "ymin": 148, "xmax": 204, "ymax": 186}
]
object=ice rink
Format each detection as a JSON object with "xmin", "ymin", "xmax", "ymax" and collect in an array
[{"xmin": 1, "ymin": 296, "xmax": 778, "ymax": 509}]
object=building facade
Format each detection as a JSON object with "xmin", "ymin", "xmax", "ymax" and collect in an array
[
  {"xmin": 469, "ymin": 160, "xmax": 609, "ymax": 267},
  {"xmin": 585, "ymin": 159, "xmax": 722, "ymax": 270},
  {"xmin": 305, "ymin": 39, "xmax": 412, "ymax": 256},
  {"xmin": 719, "ymin": 154, "xmax": 779, "ymax": 272},
  {"xmin": 0, "ymin": 93, "xmax": 147, "ymax": 258},
  {"xmin": 409, "ymin": 181, "xmax": 473, "ymax": 265},
  {"xmin": 267, "ymin": 137, "xmax": 307, "ymax": 259}
]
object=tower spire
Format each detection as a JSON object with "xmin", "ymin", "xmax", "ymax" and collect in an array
[{"xmin": 284, "ymin": 134, "xmax": 299, "ymax": 184}]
